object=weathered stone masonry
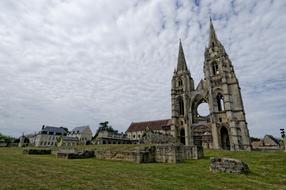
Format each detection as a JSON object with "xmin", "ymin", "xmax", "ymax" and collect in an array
[{"xmin": 171, "ymin": 19, "xmax": 251, "ymax": 151}]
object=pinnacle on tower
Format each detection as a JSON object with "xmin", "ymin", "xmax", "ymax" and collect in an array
[
  {"xmin": 177, "ymin": 39, "xmax": 188, "ymax": 71},
  {"xmin": 208, "ymin": 17, "xmax": 219, "ymax": 47}
]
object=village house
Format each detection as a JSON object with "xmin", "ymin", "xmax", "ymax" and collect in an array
[
  {"xmin": 68, "ymin": 126, "xmax": 93, "ymax": 145},
  {"xmin": 35, "ymin": 125, "xmax": 67, "ymax": 147},
  {"xmin": 251, "ymin": 135, "xmax": 281, "ymax": 151},
  {"xmin": 126, "ymin": 119, "xmax": 175, "ymax": 141}
]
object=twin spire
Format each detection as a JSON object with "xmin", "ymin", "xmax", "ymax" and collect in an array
[
  {"xmin": 176, "ymin": 39, "xmax": 188, "ymax": 72},
  {"xmin": 209, "ymin": 17, "xmax": 220, "ymax": 47},
  {"xmin": 176, "ymin": 18, "xmax": 219, "ymax": 71}
]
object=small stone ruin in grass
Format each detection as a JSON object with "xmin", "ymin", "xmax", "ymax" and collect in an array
[
  {"xmin": 210, "ymin": 157, "xmax": 250, "ymax": 174},
  {"xmin": 56, "ymin": 149, "xmax": 95, "ymax": 159},
  {"xmin": 23, "ymin": 148, "xmax": 51, "ymax": 155}
]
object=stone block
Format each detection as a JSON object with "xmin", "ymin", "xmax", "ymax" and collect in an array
[
  {"xmin": 210, "ymin": 157, "xmax": 250, "ymax": 174},
  {"xmin": 57, "ymin": 150, "xmax": 94, "ymax": 159},
  {"xmin": 23, "ymin": 149, "xmax": 51, "ymax": 155}
]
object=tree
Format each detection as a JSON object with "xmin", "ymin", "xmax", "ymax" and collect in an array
[
  {"xmin": 0, "ymin": 133, "xmax": 16, "ymax": 143},
  {"xmin": 93, "ymin": 121, "xmax": 117, "ymax": 139},
  {"xmin": 280, "ymin": 129, "xmax": 285, "ymax": 138},
  {"xmin": 60, "ymin": 127, "xmax": 69, "ymax": 135}
]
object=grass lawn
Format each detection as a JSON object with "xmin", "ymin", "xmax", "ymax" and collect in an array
[{"xmin": 0, "ymin": 146, "xmax": 285, "ymax": 190}]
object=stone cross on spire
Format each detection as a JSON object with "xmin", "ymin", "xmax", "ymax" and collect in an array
[{"xmin": 177, "ymin": 39, "xmax": 188, "ymax": 71}]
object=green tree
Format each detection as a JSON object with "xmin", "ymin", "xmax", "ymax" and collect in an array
[
  {"xmin": 0, "ymin": 133, "xmax": 15, "ymax": 143},
  {"xmin": 93, "ymin": 121, "xmax": 117, "ymax": 139}
]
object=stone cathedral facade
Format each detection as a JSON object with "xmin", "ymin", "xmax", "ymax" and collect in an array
[{"xmin": 171, "ymin": 19, "xmax": 251, "ymax": 151}]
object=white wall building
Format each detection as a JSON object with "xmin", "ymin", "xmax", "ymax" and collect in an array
[
  {"xmin": 35, "ymin": 126, "xmax": 67, "ymax": 147},
  {"xmin": 68, "ymin": 126, "xmax": 93, "ymax": 145}
]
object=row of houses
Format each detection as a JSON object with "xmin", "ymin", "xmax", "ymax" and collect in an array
[
  {"xmin": 18, "ymin": 121, "xmax": 284, "ymax": 149},
  {"xmin": 93, "ymin": 119, "xmax": 176, "ymax": 145},
  {"xmin": 19, "ymin": 125, "xmax": 93, "ymax": 147},
  {"xmin": 19, "ymin": 119, "xmax": 176, "ymax": 147}
]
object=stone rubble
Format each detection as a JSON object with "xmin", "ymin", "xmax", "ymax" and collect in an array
[{"xmin": 210, "ymin": 157, "xmax": 250, "ymax": 174}]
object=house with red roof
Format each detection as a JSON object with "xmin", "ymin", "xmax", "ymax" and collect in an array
[{"xmin": 126, "ymin": 119, "xmax": 175, "ymax": 141}]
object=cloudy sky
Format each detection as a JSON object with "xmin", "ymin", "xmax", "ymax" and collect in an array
[{"xmin": 0, "ymin": 0, "xmax": 285, "ymax": 138}]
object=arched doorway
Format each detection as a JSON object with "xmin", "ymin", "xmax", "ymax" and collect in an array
[
  {"xmin": 220, "ymin": 127, "xmax": 230, "ymax": 150},
  {"xmin": 180, "ymin": 128, "xmax": 185, "ymax": 145}
]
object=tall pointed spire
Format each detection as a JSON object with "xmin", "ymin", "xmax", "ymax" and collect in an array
[
  {"xmin": 177, "ymin": 39, "xmax": 188, "ymax": 71},
  {"xmin": 209, "ymin": 17, "xmax": 219, "ymax": 47}
]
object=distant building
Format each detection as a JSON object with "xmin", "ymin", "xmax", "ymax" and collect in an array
[
  {"xmin": 251, "ymin": 135, "xmax": 281, "ymax": 151},
  {"xmin": 126, "ymin": 119, "xmax": 175, "ymax": 141},
  {"xmin": 25, "ymin": 133, "xmax": 37, "ymax": 145},
  {"xmin": 262, "ymin": 135, "xmax": 280, "ymax": 148},
  {"xmin": 35, "ymin": 125, "xmax": 67, "ymax": 147},
  {"xmin": 68, "ymin": 126, "xmax": 92, "ymax": 145},
  {"xmin": 94, "ymin": 130, "xmax": 134, "ymax": 144},
  {"xmin": 18, "ymin": 134, "xmax": 29, "ymax": 147}
]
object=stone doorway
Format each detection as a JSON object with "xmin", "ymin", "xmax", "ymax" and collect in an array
[
  {"xmin": 180, "ymin": 128, "xmax": 185, "ymax": 145},
  {"xmin": 220, "ymin": 127, "xmax": 230, "ymax": 150}
]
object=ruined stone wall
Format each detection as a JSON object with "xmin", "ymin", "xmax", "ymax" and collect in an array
[
  {"xmin": 96, "ymin": 149, "xmax": 139, "ymax": 162},
  {"xmin": 95, "ymin": 144, "xmax": 203, "ymax": 163},
  {"xmin": 141, "ymin": 131, "xmax": 176, "ymax": 144}
]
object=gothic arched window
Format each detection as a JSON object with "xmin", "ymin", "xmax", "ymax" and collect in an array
[
  {"xmin": 212, "ymin": 61, "xmax": 219, "ymax": 75},
  {"xmin": 217, "ymin": 93, "xmax": 224, "ymax": 111},
  {"xmin": 178, "ymin": 79, "xmax": 183, "ymax": 87},
  {"xmin": 178, "ymin": 97, "xmax": 184, "ymax": 115}
]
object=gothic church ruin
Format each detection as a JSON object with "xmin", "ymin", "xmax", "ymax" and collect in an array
[{"xmin": 171, "ymin": 19, "xmax": 251, "ymax": 151}]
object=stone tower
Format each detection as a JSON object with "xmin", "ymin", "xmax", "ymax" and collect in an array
[
  {"xmin": 171, "ymin": 19, "xmax": 251, "ymax": 151},
  {"xmin": 171, "ymin": 40, "xmax": 194, "ymax": 145}
]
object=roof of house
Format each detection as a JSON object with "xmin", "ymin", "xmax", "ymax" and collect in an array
[
  {"xmin": 264, "ymin": 135, "xmax": 280, "ymax": 145},
  {"xmin": 42, "ymin": 126, "xmax": 66, "ymax": 134},
  {"xmin": 126, "ymin": 119, "xmax": 172, "ymax": 132},
  {"xmin": 71, "ymin": 126, "xmax": 91, "ymax": 133}
]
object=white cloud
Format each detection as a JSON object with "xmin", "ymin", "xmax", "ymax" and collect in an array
[{"xmin": 0, "ymin": 0, "xmax": 285, "ymax": 138}]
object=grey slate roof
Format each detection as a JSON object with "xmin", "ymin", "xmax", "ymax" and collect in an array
[
  {"xmin": 71, "ymin": 126, "xmax": 90, "ymax": 133},
  {"xmin": 42, "ymin": 126, "xmax": 66, "ymax": 135}
]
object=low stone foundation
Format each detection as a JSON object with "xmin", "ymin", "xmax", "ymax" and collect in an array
[
  {"xmin": 57, "ymin": 150, "xmax": 95, "ymax": 159},
  {"xmin": 96, "ymin": 149, "xmax": 139, "ymax": 162},
  {"xmin": 96, "ymin": 144, "xmax": 203, "ymax": 163},
  {"xmin": 210, "ymin": 157, "xmax": 250, "ymax": 174},
  {"xmin": 23, "ymin": 149, "xmax": 51, "ymax": 155}
]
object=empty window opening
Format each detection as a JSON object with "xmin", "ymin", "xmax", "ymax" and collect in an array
[
  {"xmin": 178, "ymin": 79, "xmax": 183, "ymax": 86},
  {"xmin": 212, "ymin": 62, "xmax": 219, "ymax": 75},
  {"xmin": 180, "ymin": 128, "xmax": 186, "ymax": 145},
  {"xmin": 197, "ymin": 101, "xmax": 209, "ymax": 117},
  {"xmin": 178, "ymin": 97, "xmax": 184, "ymax": 115},
  {"xmin": 217, "ymin": 94, "xmax": 225, "ymax": 111}
]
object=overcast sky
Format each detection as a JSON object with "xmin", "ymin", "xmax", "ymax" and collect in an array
[{"xmin": 0, "ymin": 0, "xmax": 285, "ymax": 138}]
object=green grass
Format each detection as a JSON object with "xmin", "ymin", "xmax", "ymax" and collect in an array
[{"xmin": 0, "ymin": 146, "xmax": 285, "ymax": 190}]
